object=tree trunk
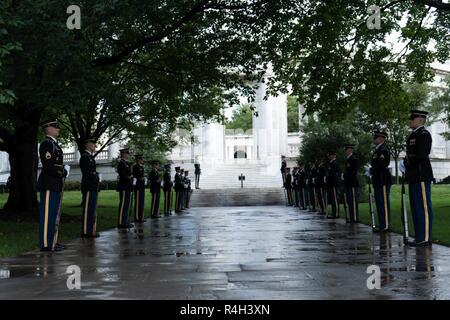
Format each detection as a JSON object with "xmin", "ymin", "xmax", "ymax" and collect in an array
[{"xmin": 2, "ymin": 122, "xmax": 39, "ymax": 216}]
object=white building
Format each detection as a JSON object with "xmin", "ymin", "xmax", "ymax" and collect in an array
[{"xmin": 0, "ymin": 67, "xmax": 449, "ymax": 187}]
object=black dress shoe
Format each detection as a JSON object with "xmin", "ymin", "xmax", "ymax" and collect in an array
[
  {"xmin": 409, "ymin": 241, "xmax": 432, "ymax": 247},
  {"xmin": 135, "ymin": 219, "xmax": 146, "ymax": 223},
  {"xmin": 150, "ymin": 215, "xmax": 159, "ymax": 219},
  {"xmin": 55, "ymin": 243, "xmax": 67, "ymax": 249},
  {"xmin": 326, "ymin": 215, "xmax": 338, "ymax": 219},
  {"xmin": 40, "ymin": 247, "xmax": 52, "ymax": 252},
  {"xmin": 118, "ymin": 224, "xmax": 134, "ymax": 229}
]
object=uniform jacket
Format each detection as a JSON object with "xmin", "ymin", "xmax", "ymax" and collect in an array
[
  {"xmin": 37, "ymin": 136, "xmax": 67, "ymax": 192},
  {"xmin": 370, "ymin": 143, "xmax": 392, "ymax": 186},
  {"xmin": 174, "ymin": 173, "xmax": 184, "ymax": 191},
  {"xmin": 292, "ymin": 171, "xmax": 300, "ymax": 191},
  {"xmin": 326, "ymin": 159, "xmax": 339, "ymax": 188},
  {"xmin": 405, "ymin": 126, "xmax": 434, "ymax": 183},
  {"xmin": 280, "ymin": 160, "xmax": 287, "ymax": 173},
  {"xmin": 298, "ymin": 170, "xmax": 307, "ymax": 188},
  {"xmin": 149, "ymin": 169, "xmax": 161, "ymax": 193},
  {"xmin": 344, "ymin": 154, "xmax": 360, "ymax": 188},
  {"xmin": 184, "ymin": 176, "xmax": 191, "ymax": 190},
  {"xmin": 315, "ymin": 164, "xmax": 326, "ymax": 188},
  {"xmin": 162, "ymin": 171, "xmax": 173, "ymax": 191},
  {"xmin": 132, "ymin": 164, "xmax": 145, "ymax": 190},
  {"xmin": 79, "ymin": 151, "xmax": 99, "ymax": 192},
  {"xmin": 284, "ymin": 173, "xmax": 292, "ymax": 189},
  {"xmin": 194, "ymin": 164, "xmax": 201, "ymax": 175},
  {"xmin": 307, "ymin": 167, "xmax": 317, "ymax": 187},
  {"xmin": 116, "ymin": 159, "xmax": 133, "ymax": 192}
]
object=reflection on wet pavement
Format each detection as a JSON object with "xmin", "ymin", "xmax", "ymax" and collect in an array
[{"xmin": 0, "ymin": 206, "xmax": 448, "ymax": 299}]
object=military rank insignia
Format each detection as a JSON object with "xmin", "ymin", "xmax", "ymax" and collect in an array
[{"xmin": 45, "ymin": 151, "xmax": 51, "ymax": 159}]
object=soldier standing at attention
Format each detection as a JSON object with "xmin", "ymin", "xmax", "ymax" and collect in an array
[
  {"xmin": 307, "ymin": 163, "xmax": 317, "ymax": 212},
  {"xmin": 79, "ymin": 139, "xmax": 100, "ymax": 238},
  {"xmin": 162, "ymin": 164, "xmax": 173, "ymax": 215},
  {"xmin": 132, "ymin": 155, "xmax": 146, "ymax": 223},
  {"xmin": 315, "ymin": 159, "xmax": 327, "ymax": 215},
  {"xmin": 284, "ymin": 167, "xmax": 293, "ymax": 206},
  {"xmin": 292, "ymin": 167, "xmax": 300, "ymax": 207},
  {"xmin": 404, "ymin": 110, "xmax": 434, "ymax": 247},
  {"xmin": 298, "ymin": 163, "xmax": 307, "ymax": 210},
  {"xmin": 344, "ymin": 144, "xmax": 360, "ymax": 223},
  {"xmin": 280, "ymin": 155, "xmax": 287, "ymax": 186},
  {"xmin": 326, "ymin": 151, "xmax": 340, "ymax": 219},
  {"xmin": 194, "ymin": 163, "xmax": 201, "ymax": 189},
  {"xmin": 184, "ymin": 170, "xmax": 192, "ymax": 208},
  {"xmin": 370, "ymin": 131, "xmax": 392, "ymax": 233},
  {"xmin": 149, "ymin": 160, "xmax": 161, "ymax": 219},
  {"xmin": 174, "ymin": 167, "xmax": 183, "ymax": 213},
  {"xmin": 180, "ymin": 168, "xmax": 185, "ymax": 210},
  {"xmin": 117, "ymin": 148, "xmax": 134, "ymax": 229},
  {"xmin": 37, "ymin": 119, "xmax": 69, "ymax": 252}
]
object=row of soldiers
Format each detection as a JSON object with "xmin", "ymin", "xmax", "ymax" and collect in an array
[
  {"xmin": 281, "ymin": 109, "xmax": 434, "ymax": 248},
  {"xmin": 36, "ymin": 118, "xmax": 200, "ymax": 252}
]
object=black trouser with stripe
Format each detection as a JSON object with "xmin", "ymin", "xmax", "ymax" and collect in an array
[
  {"xmin": 133, "ymin": 188, "xmax": 145, "ymax": 222},
  {"xmin": 150, "ymin": 191, "xmax": 161, "ymax": 217},
  {"xmin": 118, "ymin": 190, "xmax": 131, "ymax": 226},
  {"xmin": 327, "ymin": 186, "xmax": 339, "ymax": 218},
  {"xmin": 163, "ymin": 190, "xmax": 171, "ymax": 215},
  {"xmin": 316, "ymin": 187, "xmax": 326, "ymax": 214},
  {"xmin": 81, "ymin": 190, "xmax": 98, "ymax": 236},
  {"xmin": 286, "ymin": 188, "xmax": 293, "ymax": 206},
  {"xmin": 345, "ymin": 187, "xmax": 360, "ymax": 223}
]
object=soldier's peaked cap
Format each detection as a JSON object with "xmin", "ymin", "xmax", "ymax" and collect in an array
[
  {"xmin": 410, "ymin": 110, "xmax": 429, "ymax": 119},
  {"xmin": 373, "ymin": 130, "xmax": 388, "ymax": 138},
  {"xmin": 184, "ymin": 171, "xmax": 189, "ymax": 174},
  {"xmin": 40, "ymin": 119, "xmax": 60, "ymax": 129},
  {"xmin": 175, "ymin": 166, "xmax": 181, "ymax": 170},
  {"xmin": 119, "ymin": 147, "xmax": 130, "ymax": 154},
  {"xmin": 344, "ymin": 143, "xmax": 355, "ymax": 149},
  {"xmin": 164, "ymin": 163, "xmax": 171, "ymax": 168}
]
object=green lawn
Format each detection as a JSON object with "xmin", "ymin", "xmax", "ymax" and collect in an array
[
  {"xmin": 0, "ymin": 190, "xmax": 168, "ymax": 258},
  {"xmin": 0, "ymin": 185, "xmax": 449, "ymax": 258},
  {"xmin": 357, "ymin": 184, "xmax": 450, "ymax": 246}
]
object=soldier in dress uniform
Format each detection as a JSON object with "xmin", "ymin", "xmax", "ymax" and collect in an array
[
  {"xmin": 315, "ymin": 159, "xmax": 327, "ymax": 214},
  {"xmin": 132, "ymin": 154, "xmax": 146, "ymax": 223},
  {"xmin": 326, "ymin": 151, "xmax": 340, "ymax": 219},
  {"xmin": 79, "ymin": 139, "xmax": 100, "ymax": 238},
  {"xmin": 284, "ymin": 167, "xmax": 293, "ymax": 206},
  {"xmin": 116, "ymin": 148, "xmax": 134, "ymax": 229},
  {"xmin": 370, "ymin": 130, "xmax": 393, "ymax": 232},
  {"xmin": 280, "ymin": 155, "xmax": 287, "ymax": 186},
  {"xmin": 404, "ymin": 110, "xmax": 434, "ymax": 247},
  {"xmin": 174, "ymin": 166, "xmax": 183, "ymax": 212},
  {"xmin": 162, "ymin": 164, "xmax": 173, "ymax": 215},
  {"xmin": 194, "ymin": 163, "xmax": 201, "ymax": 189},
  {"xmin": 37, "ymin": 119, "xmax": 68, "ymax": 252},
  {"xmin": 298, "ymin": 163, "xmax": 307, "ymax": 210},
  {"xmin": 292, "ymin": 167, "xmax": 300, "ymax": 207},
  {"xmin": 307, "ymin": 163, "xmax": 317, "ymax": 212},
  {"xmin": 179, "ymin": 168, "xmax": 185, "ymax": 210},
  {"xmin": 149, "ymin": 160, "xmax": 161, "ymax": 218},
  {"xmin": 184, "ymin": 170, "xmax": 192, "ymax": 208},
  {"xmin": 343, "ymin": 144, "xmax": 360, "ymax": 223}
]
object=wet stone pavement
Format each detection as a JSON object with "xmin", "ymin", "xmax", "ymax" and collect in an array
[{"xmin": 1, "ymin": 205, "xmax": 450, "ymax": 300}]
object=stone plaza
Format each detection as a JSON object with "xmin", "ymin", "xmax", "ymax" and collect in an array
[{"xmin": 1, "ymin": 205, "xmax": 449, "ymax": 300}]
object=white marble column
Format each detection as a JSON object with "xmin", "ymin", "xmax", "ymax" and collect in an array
[{"xmin": 252, "ymin": 72, "xmax": 288, "ymax": 171}]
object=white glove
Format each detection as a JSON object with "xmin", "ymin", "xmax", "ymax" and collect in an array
[
  {"xmin": 98, "ymin": 173, "xmax": 103, "ymax": 182},
  {"xmin": 64, "ymin": 165, "xmax": 70, "ymax": 178},
  {"xmin": 399, "ymin": 159, "xmax": 406, "ymax": 174},
  {"xmin": 144, "ymin": 177, "xmax": 148, "ymax": 185},
  {"xmin": 341, "ymin": 173, "xmax": 345, "ymax": 181},
  {"xmin": 132, "ymin": 178, "xmax": 137, "ymax": 186},
  {"xmin": 364, "ymin": 165, "xmax": 371, "ymax": 177}
]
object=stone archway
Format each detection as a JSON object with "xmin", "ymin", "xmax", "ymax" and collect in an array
[{"xmin": 234, "ymin": 150, "xmax": 247, "ymax": 159}]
